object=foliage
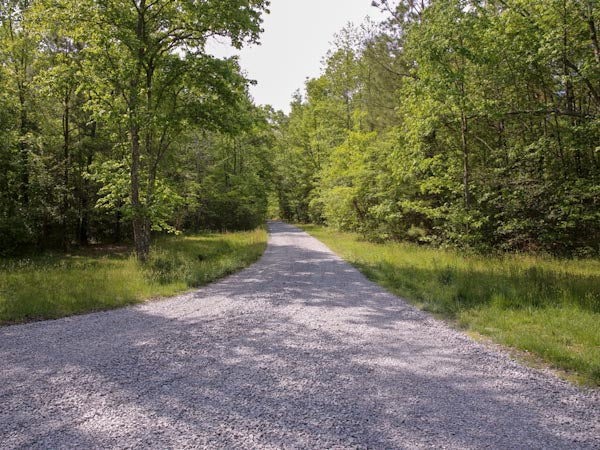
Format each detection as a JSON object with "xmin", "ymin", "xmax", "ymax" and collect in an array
[
  {"xmin": 274, "ymin": 1, "xmax": 600, "ymax": 256},
  {"xmin": 0, "ymin": 0, "xmax": 273, "ymax": 258}
]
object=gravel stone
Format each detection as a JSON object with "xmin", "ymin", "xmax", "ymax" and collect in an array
[{"xmin": 0, "ymin": 221, "xmax": 598, "ymax": 449}]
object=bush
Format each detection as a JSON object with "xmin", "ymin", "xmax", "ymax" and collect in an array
[
  {"xmin": 0, "ymin": 211, "xmax": 36, "ymax": 256},
  {"xmin": 147, "ymin": 250, "xmax": 191, "ymax": 285}
]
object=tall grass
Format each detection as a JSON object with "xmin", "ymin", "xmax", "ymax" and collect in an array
[
  {"xmin": 0, "ymin": 228, "xmax": 267, "ymax": 325},
  {"xmin": 301, "ymin": 224, "xmax": 600, "ymax": 386}
]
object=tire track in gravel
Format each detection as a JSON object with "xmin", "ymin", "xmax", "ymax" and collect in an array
[{"xmin": 1, "ymin": 221, "xmax": 598, "ymax": 449}]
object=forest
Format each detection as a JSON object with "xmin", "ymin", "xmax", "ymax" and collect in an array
[
  {"xmin": 2, "ymin": 2, "xmax": 600, "ymax": 434},
  {"xmin": 0, "ymin": 0, "xmax": 272, "ymax": 261},
  {"xmin": 1, "ymin": 0, "xmax": 599, "ymax": 259},
  {"xmin": 275, "ymin": 0, "xmax": 600, "ymax": 257}
]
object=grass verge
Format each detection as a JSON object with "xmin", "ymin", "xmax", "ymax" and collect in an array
[
  {"xmin": 300, "ymin": 224, "xmax": 600, "ymax": 387},
  {"xmin": 0, "ymin": 228, "xmax": 267, "ymax": 325}
]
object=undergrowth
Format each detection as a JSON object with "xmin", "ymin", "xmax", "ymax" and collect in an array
[{"xmin": 0, "ymin": 228, "xmax": 267, "ymax": 325}]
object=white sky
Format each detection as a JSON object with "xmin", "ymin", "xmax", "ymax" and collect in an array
[{"xmin": 207, "ymin": 0, "xmax": 385, "ymax": 113}]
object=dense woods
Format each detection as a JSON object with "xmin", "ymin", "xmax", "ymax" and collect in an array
[
  {"xmin": 0, "ymin": 0, "xmax": 271, "ymax": 260},
  {"xmin": 274, "ymin": 0, "xmax": 600, "ymax": 256},
  {"xmin": 1, "ymin": 0, "xmax": 599, "ymax": 260}
]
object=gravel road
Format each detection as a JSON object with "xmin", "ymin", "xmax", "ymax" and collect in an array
[{"xmin": 1, "ymin": 221, "xmax": 599, "ymax": 449}]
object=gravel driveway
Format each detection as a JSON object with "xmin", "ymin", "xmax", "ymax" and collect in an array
[{"xmin": 1, "ymin": 221, "xmax": 599, "ymax": 449}]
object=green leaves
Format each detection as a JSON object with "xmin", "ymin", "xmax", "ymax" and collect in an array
[
  {"xmin": 0, "ymin": 0, "xmax": 272, "ymax": 255},
  {"xmin": 272, "ymin": 0, "xmax": 600, "ymax": 256}
]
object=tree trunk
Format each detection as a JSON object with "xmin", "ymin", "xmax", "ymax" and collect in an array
[
  {"xmin": 114, "ymin": 200, "xmax": 122, "ymax": 244},
  {"xmin": 79, "ymin": 121, "xmax": 96, "ymax": 246},
  {"xmin": 62, "ymin": 93, "xmax": 71, "ymax": 250},
  {"xmin": 461, "ymin": 112, "xmax": 471, "ymax": 210},
  {"xmin": 131, "ymin": 123, "xmax": 150, "ymax": 262},
  {"xmin": 130, "ymin": 2, "xmax": 151, "ymax": 263},
  {"xmin": 18, "ymin": 89, "xmax": 29, "ymax": 205},
  {"xmin": 586, "ymin": 1, "xmax": 600, "ymax": 65},
  {"xmin": 79, "ymin": 207, "xmax": 89, "ymax": 246}
]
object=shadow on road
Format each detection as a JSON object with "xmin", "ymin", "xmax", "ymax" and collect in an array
[{"xmin": 1, "ymin": 222, "xmax": 597, "ymax": 448}]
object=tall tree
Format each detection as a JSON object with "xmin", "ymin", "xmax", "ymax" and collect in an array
[{"xmin": 51, "ymin": 0, "xmax": 269, "ymax": 261}]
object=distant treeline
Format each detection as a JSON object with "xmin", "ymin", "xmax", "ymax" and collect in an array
[{"xmin": 272, "ymin": 0, "xmax": 600, "ymax": 256}]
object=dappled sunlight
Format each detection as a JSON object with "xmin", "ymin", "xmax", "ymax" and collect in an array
[
  {"xmin": 303, "ymin": 224, "xmax": 600, "ymax": 385},
  {"xmin": 0, "ymin": 229, "xmax": 267, "ymax": 325},
  {"xmin": 0, "ymin": 222, "xmax": 598, "ymax": 448}
]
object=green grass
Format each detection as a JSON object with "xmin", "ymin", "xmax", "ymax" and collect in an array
[
  {"xmin": 300, "ymin": 224, "xmax": 600, "ymax": 387},
  {"xmin": 0, "ymin": 228, "xmax": 267, "ymax": 325}
]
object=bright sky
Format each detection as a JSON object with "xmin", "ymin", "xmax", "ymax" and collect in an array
[{"xmin": 207, "ymin": 0, "xmax": 385, "ymax": 113}]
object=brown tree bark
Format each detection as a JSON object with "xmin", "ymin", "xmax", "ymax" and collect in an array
[
  {"xmin": 61, "ymin": 92, "xmax": 71, "ymax": 250},
  {"xmin": 130, "ymin": 123, "xmax": 150, "ymax": 261},
  {"xmin": 461, "ymin": 112, "xmax": 470, "ymax": 210},
  {"xmin": 130, "ymin": 1, "xmax": 151, "ymax": 262}
]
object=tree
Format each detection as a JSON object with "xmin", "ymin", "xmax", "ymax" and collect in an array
[
  {"xmin": 273, "ymin": 0, "xmax": 600, "ymax": 255},
  {"xmin": 51, "ymin": 0, "xmax": 269, "ymax": 261}
]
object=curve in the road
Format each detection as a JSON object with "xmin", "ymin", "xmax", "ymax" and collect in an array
[{"xmin": 1, "ymin": 221, "xmax": 599, "ymax": 448}]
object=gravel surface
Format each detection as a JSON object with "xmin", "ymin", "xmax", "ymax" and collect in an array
[{"xmin": 1, "ymin": 221, "xmax": 599, "ymax": 449}]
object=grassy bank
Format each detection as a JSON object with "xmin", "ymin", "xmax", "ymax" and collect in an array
[
  {"xmin": 300, "ymin": 224, "xmax": 600, "ymax": 386},
  {"xmin": 0, "ymin": 228, "xmax": 267, "ymax": 325}
]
